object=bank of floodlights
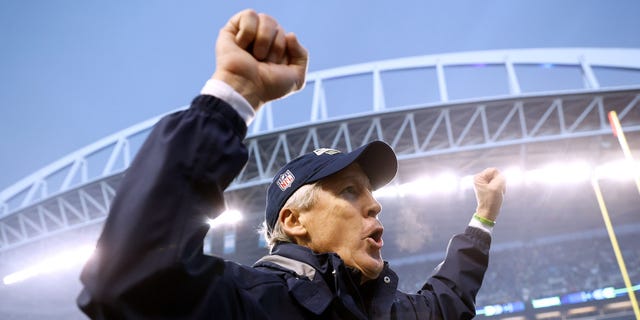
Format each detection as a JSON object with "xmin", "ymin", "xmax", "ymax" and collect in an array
[
  {"xmin": 373, "ymin": 159, "xmax": 639, "ymax": 199},
  {"xmin": 2, "ymin": 209, "xmax": 245, "ymax": 286}
]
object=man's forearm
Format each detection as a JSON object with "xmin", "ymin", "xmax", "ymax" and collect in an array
[{"xmin": 78, "ymin": 96, "xmax": 248, "ymax": 317}]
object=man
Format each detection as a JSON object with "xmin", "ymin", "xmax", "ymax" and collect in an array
[{"xmin": 78, "ymin": 9, "xmax": 506, "ymax": 319}]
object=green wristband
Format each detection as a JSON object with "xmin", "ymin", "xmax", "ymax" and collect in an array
[{"xmin": 473, "ymin": 213, "xmax": 496, "ymax": 227}]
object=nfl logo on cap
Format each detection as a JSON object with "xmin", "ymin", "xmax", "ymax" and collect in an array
[{"xmin": 277, "ymin": 170, "xmax": 295, "ymax": 191}]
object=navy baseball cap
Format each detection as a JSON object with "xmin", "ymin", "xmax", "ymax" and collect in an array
[{"xmin": 265, "ymin": 140, "xmax": 397, "ymax": 232}]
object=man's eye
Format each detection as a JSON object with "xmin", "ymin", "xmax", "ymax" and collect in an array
[{"xmin": 342, "ymin": 186, "xmax": 357, "ymax": 195}]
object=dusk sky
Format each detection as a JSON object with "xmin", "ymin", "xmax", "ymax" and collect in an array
[{"xmin": 2, "ymin": 1, "xmax": 640, "ymax": 190}]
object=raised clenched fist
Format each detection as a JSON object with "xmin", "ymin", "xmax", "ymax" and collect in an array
[{"xmin": 212, "ymin": 9, "xmax": 309, "ymax": 111}]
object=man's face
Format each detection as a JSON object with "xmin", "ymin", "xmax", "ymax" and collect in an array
[{"xmin": 298, "ymin": 163, "xmax": 384, "ymax": 282}]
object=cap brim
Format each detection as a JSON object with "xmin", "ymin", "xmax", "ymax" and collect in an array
[{"xmin": 306, "ymin": 141, "xmax": 397, "ymax": 190}]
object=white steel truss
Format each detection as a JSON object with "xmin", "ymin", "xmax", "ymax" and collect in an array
[
  {"xmin": 2, "ymin": 88, "xmax": 639, "ymax": 252},
  {"xmin": 1, "ymin": 48, "xmax": 640, "ymax": 252},
  {"xmin": 231, "ymin": 88, "xmax": 640, "ymax": 191}
]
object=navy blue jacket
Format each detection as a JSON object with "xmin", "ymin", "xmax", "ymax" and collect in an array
[{"xmin": 77, "ymin": 95, "xmax": 491, "ymax": 319}]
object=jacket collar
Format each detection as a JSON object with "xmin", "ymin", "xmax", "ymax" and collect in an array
[
  {"xmin": 253, "ymin": 243, "xmax": 335, "ymax": 315},
  {"xmin": 253, "ymin": 243, "xmax": 399, "ymax": 318},
  {"xmin": 269, "ymin": 242, "xmax": 333, "ymax": 274}
]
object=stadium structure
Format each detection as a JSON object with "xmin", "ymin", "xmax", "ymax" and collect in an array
[{"xmin": 1, "ymin": 48, "xmax": 640, "ymax": 319}]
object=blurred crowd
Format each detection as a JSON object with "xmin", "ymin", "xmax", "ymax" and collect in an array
[{"xmin": 394, "ymin": 231, "xmax": 640, "ymax": 306}]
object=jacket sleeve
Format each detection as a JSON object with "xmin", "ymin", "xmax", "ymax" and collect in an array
[
  {"xmin": 77, "ymin": 95, "xmax": 249, "ymax": 318},
  {"xmin": 404, "ymin": 226, "xmax": 490, "ymax": 320}
]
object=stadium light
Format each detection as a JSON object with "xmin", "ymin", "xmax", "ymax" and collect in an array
[
  {"xmin": 525, "ymin": 162, "xmax": 592, "ymax": 185},
  {"xmin": 208, "ymin": 209, "xmax": 243, "ymax": 229},
  {"xmin": 373, "ymin": 185, "xmax": 402, "ymax": 198},
  {"xmin": 2, "ymin": 210, "xmax": 245, "ymax": 286},
  {"xmin": 374, "ymin": 173, "xmax": 460, "ymax": 198},
  {"xmin": 372, "ymin": 159, "xmax": 639, "ymax": 200},
  {"xmin": 399, "ymin": 177, "xmax": 434, "ymax": 196},
  {"xmin": 503, "ymin": 166, "xmax": 525, "ymax": 186},
  {"xmin": 608, "ymin": 110, "xmax": 640, "ymax": 194},
  {"xmin": 431, "ymin": 172, "xmax": 459, "ymax": 193},
  {"xmin": 2, "ymin": 245, "xmax": 95, "ymax": 286},
  {"xmin": 459, "ymin": 174, "xmax": 474, "ymax": 190},
  {"xmin": 595, "ymin": 160, "xmax": 640, "ymax": 181}
]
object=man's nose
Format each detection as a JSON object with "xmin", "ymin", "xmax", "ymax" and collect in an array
[{"xmin": 365, "ymin": 191, "xmax": 382, "ymax": 218}]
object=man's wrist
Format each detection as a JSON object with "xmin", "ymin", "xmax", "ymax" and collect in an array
[
  {"xmin": 200, "ymin": 79, "xmax": 255, "ymax": 125},
  {"xmin": 473, "ymin": 213, "xmax": 496, "ymax": 227},
  {"xmin": 469, "ymin": 213, "xmax": 495, "ymax": 234}
]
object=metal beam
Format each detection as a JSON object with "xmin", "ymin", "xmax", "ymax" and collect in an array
[{"xmin": 1, "ymin": 48, "xmax": 640, "ymax": 251}]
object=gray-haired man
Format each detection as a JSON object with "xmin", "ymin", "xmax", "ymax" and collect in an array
[{"xmin": 78, "ymin": 9, "xmax": 506, "ymax": 319}]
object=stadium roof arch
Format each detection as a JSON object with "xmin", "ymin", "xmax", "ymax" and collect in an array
[{"xmin": 1, "ymin": 47, "xmax": 640, "ymax": 252}]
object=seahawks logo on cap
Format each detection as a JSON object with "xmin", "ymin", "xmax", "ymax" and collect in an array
[
  {"xmin": 277, "ymin": 170, "xmax": 295, "ymax": 191},
  {"xmin": 313, "ymin": 148, "xmax": 341, "ymax": 156}
]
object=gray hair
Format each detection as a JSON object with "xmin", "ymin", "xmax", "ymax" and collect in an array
[{"xmin": 260, "ymin": 182, "xmax": 321, "ymax": 251}]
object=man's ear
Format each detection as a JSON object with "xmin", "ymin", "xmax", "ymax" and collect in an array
[{"xmin": 280, "ymin": 208, "xmax": 307, "ymax": 239}]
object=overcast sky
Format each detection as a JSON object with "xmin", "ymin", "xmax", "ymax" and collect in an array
[{"xmin": 2, "ymin": 0, "xmax": 640, "ymax": 191}]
